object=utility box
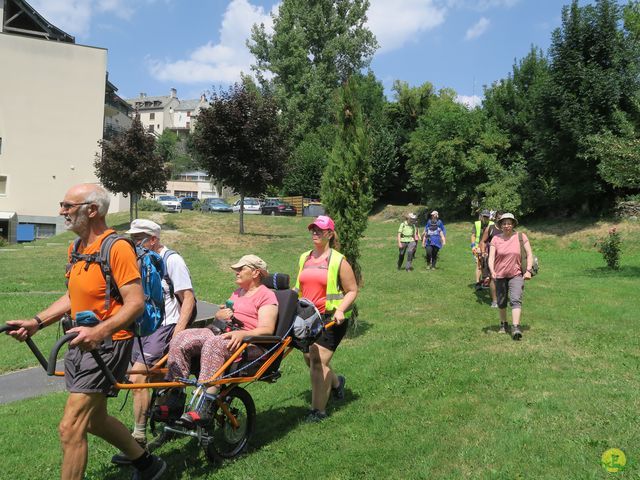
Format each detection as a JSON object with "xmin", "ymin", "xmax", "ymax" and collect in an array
[{"xmin": 17, "ymin": 223, "xmax": 35, "ymax": 242}]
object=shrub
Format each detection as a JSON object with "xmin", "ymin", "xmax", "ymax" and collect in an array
[
  {"xmin": 598, "ymin": 227, "xmax": 622, "ymax": 270},
  {"xmin": 0, "ymin": 237, "xmax": 7, "ymax": 248},
  {"xmin": 137, "ymin": 198, "xmax": 165, "ymax": 212}
]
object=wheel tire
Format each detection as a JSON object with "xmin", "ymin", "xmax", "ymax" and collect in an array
[{"xmin": 205, "ymin": 387, "xmax": 256, "ymax": 463}]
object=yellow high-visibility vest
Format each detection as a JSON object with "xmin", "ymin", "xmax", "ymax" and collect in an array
[{"xmin": 294, "ymin": 249, "xmax": 353, "ymax": 318}]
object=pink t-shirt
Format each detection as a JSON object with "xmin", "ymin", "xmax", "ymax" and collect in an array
[
  {"xmin": 228, "ymin": 284, "xmax": 278, "ymax": 330},
  {"xmin": 490, "ymin": 232, "xmax": 529, "ymax": 279},
  {"xmin": 297, "ymin": 254, "xmax": 329, "ymax": 314}
]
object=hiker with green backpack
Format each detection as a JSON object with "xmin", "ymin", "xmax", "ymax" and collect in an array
[{"xmin": 488, "ymin": 213, "xmax": 535, "ymax": 341}]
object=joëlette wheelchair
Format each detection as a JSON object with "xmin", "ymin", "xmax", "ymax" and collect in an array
[{"xmin": 1, "ymin": 273, "xmax": 326, "ymax": 463}]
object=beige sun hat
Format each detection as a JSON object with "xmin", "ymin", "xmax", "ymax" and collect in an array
[
  {"xmin": 497, "ymin": 212, "xmax": 518, "ymax": 227},
  {"xmin": 231, "ymin": 254, "xmax": 268, "ymax": 272}
]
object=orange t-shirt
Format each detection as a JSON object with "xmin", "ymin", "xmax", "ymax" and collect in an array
[{"xmin": 66, "ymin": 229, "xmax": 140, "ymax": 341}]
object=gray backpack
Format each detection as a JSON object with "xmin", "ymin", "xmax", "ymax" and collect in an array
[{"xmin": 292, "ymin": 297, "xmax": 323, "ymax": 352}]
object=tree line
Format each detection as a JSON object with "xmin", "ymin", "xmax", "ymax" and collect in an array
[{"xmin": 96, "ymin": 0, "xmax": 640, "ymax": 223}]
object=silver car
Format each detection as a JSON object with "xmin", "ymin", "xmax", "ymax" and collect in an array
[
  {"xmin": 156, "ymin": 195, "xmax": 182, "ymax": 213},
  {"xmin": 232, "ymin": 197, "xmax": 262, "ymax": 214}
]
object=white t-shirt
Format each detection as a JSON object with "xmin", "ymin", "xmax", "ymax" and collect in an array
[{"xmin": 159, "ymin": 246, "xmax": 194, "ymax": 326}]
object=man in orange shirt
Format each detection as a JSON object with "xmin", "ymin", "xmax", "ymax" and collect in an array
[{"xmin": 7, "ymin": 184, "xmax": 166, "ymax": 480}]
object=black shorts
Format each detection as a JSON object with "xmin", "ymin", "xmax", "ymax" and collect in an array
[
  {"xmin": 315, "ymin": 316, "xmax": 349, "ymax": 352},
  {"xmin": 64, "ymin": 338, "xmax": 133, "ymax": 397}
]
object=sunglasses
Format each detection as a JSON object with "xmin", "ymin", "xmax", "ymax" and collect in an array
[
  {"xmin": 59, "ymin": 201, "xmax": 93, "ymax": 210},
  {"xmin": 310, "ymin": 228, "xmax": 328, "ymax": 236}
]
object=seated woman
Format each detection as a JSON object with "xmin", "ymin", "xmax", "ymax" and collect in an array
[{"xmin": 167, "ymin": 254, "xmax": 278, "ymax": 424}]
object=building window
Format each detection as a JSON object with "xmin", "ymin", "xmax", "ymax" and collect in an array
[
  {"xmin": 0, "ymin": 137, "xmax": 3, "ymax": 154},
  {"xmin": 0, "ymin": 175, "xmax": 7, "ymax": 195},
  {"xmin": 186, "ymin": 122, "xmax": 190, "ymax": 129},
  {"xmin": 148, "ymin": 125, "xmax": 155, "ymax": 133},
  {"xmin": 150, "ymin": 112, "xmax": 155, "ymax": 120},
  {"xmin": 187, "ymin": 111, "xmax": 191, "ymax": 117},
  {"xmin": 34, "ymin": 223, "xmax": 56, "ymax": 238}
]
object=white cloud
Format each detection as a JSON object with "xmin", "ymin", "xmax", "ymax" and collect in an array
[
  {"xmin": 29, "ymin": 0, "xmax": 93, "ymax": 37},
  {"xmin": 367, "ymin": 0, "xmax": 446, "ymax": 53},
  {"xmin": 465, "ymin": 17, "xmax": 490, "ymax": 40},
  {"xmin": 456, "ymin": 94, "xmax": 482, "ymax": 109},
  {"xmin": 147, "ymin": 0, "xmax": 275, "ymax": 85},
  {"xmin": 97, "ymin": 0, "xmax": 135, "ymax": 20},
  {"xmin": 29, "ymin": 0, "xmax": 158, "ymax": 37}
]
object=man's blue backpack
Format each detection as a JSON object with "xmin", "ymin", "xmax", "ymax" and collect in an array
[{"xmin": 68, "ymin": 232, "xmax": 165, "ymax": 337}]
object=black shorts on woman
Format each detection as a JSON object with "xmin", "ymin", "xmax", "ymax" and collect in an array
[{"xmin": 316, "ymin": 314, "xmax": 348, "ymax": 352}]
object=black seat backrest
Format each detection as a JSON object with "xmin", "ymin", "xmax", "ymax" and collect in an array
[
  {"xmin": 273, "ymin": 289, "xmax": 298, "ymax": 338},
  {"xmin": 261, "ymin": 273, "xmax": 297, "ymax": 339}
]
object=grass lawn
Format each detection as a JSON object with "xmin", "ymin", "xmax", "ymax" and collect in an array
[{"xmin": 0, "ymin": 210, "xmax": 638, "ymax": 479}]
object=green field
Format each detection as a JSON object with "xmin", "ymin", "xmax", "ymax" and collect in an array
[{"xmin": 0, "ymin": 211, "xmax": 638, "ymax": 479}]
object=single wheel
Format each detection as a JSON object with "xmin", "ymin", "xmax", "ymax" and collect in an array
[{"xmin": 205, "ymin": 387, "xmax": 256, "ymax": 462}]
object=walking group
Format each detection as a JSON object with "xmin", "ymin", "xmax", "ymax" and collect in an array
[
  {"xmin": 397, "ymin": 208, "xmax": 536, "ymax": 341},
  {"xmin": 397, "ymin": 210, "xmax": 446, "ymax": 271},
  {"xmin": 5, "ymin": 184, "xmax": 358, "ymax": 480}
]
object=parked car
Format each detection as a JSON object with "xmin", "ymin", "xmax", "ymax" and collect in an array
[
  {"xmin": 156, "ymin": 195, "xmax": 182, "ymax": 213},
  {"xmin": 232, "ymin": 198, "xmax": 262, "ymax": 214},
  {"xmin": 180, "ymin": 196, "xmax": 199, "ymax": 210},
  {"xmin": 201, "ymin": 197, "xmax": 233, "ymax": 213},
  {"xmin": 261, "ymin": 199, "xmax": 297, "ymax": 216}
]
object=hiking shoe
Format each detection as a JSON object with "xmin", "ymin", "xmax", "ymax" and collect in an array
[
  {"xmin": 305, "ymin": 409, "xmax": 328, "ymax": 423},
  {"xmin": 332, "ymin": 375, "xmax": 346, "ymax": 400},
  {"xmin": 177, "ymin": 409, "xmax": 211, "ymax": 428},
  {"xmin": 490, "ymin": 302, "xmax": 498, "ymax": 308},
  {"xmin": 131, "ymin": 455, "xmax": 166, "ymax": 480},
  {"xmin": 512, "ymin": 325, "xmax": 522, "ymax": 341},
  {"xmin": 111, "ymin": 436, "xmax": 147, "ymax": 466},
  {"xmin": 498, "ymin": 322, "xmax": 508, "ymax": 334}
]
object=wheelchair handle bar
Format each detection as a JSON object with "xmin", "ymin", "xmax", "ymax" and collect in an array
[
  {"xmin": 46, "ymin": 332, "xmax": 119, "ymax": 386},
  {"xmin": 1, "ymin": 323, "xmax": 51, "ymax": 372},
  {"xmin": 0, "ymin": 324, "xmax": 19, "ymax": 334},
  {"xmin": 46, "ymin": 332, "xmax": 78, "ymax": 376}
]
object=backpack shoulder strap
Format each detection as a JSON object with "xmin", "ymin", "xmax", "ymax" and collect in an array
[
  {"xmin": 99, "ymin": 233, "xmax": 137, "ymax": 311},
  {"xmin": 162, "ymin": 249, "xmax": 177, "ymax": 298},
  {"xmin": 518, "ymin": 232, "xmax": 527, "ymax": 273}
]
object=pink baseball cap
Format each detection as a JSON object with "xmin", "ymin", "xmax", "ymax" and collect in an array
[{"xmin": 308, "ymin": 215, "xmax": 335, "ymax": 231}]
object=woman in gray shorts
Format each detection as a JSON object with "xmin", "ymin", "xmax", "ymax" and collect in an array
[{"xmin": 488, "ymin": 213, "xmax": 534, "ymax": 340}]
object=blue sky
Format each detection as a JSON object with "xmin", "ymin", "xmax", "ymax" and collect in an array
[{"xmin": 29, "ymin": 1, "xmax": 593, "ymax": 106}]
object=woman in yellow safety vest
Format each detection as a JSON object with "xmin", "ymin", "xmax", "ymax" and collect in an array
[{"xmin": 294, "ymin": 215, "xmax": 358, "ymax": 422}]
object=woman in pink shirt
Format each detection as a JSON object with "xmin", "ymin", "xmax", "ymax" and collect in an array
[
  {"xmin": 167, "ymin": 254, "xmax": 278, "ymax": 425},
  {"xmin": 295, "ymin": 216, "xmax": 358, "ymax": 422},
  {"xmin": 488, "ymin": 213, "xmax": 534, "ymax": 340}
]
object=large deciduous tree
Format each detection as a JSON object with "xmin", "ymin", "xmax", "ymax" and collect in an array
[
  {"xmin": 249, "ymin": 0, "xmax": 378, "ymax": 140},
  {"xmin": 191, "ymin": 82, "xmax": 287, "ymax": 234},
  {"xmin": 94, "ymin": 115, "xmax": 168, "ymax": 221},
  {"xmin": 321, "ymin": 77, "xmax": 373, "ymax": 283},
  {"xmin": 406, "ymin": 89, "xmax": 510, "ymax": 216},
  {"xmin": 538, "ymin": 0, "xmax": 640, "ymax": 212},
  {"xmin": 250, "ymin": 0, "xmax": 377, "ymax": 197}
]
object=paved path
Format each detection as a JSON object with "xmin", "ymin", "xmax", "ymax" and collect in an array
[
  {"xmin": 0, "ymin": 301, "xmax": 219, "ymax": 405},
  {"xmin": 0, "ymin": 361, "xmax": 65, "ymax": 405}
]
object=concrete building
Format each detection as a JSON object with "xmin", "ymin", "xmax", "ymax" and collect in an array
[
  {"xmin": 104, "ymin": 76, "xmax": 133, "ymax": 139},
  {"xmin": 159, "ymin": 171, "xmax": 223, "ymax": 200},
  {"xmin": 0, "ymin": 0, "xmax": 128, "ymax": 242},
  {"xmin": 127, "ymin": 90, "xmax": 207, "ymax": 138}
]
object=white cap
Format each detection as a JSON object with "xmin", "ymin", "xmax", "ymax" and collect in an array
[{"xmin": 126, "ymin": 219, "xmax": 161, "ymax": 237}]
